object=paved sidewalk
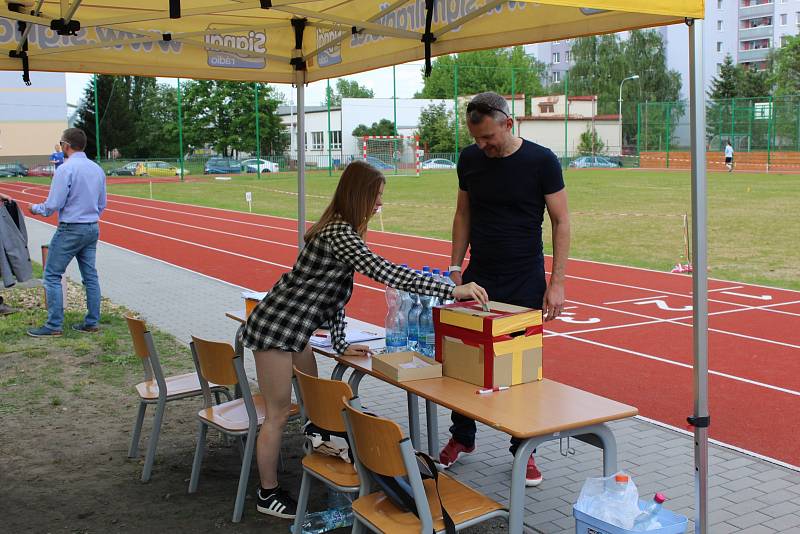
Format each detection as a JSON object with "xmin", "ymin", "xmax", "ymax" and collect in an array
[{"xmin": 25, "ymin": 219, "xmax": 800, "ymax": 533}]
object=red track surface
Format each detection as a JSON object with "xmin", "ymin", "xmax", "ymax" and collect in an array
[{"xmin": 4, "ymin": 181, "xmax": 799, "ymax": 467}]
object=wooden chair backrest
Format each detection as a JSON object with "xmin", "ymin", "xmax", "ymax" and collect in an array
[
  {"xmin": 294, "ymin": 368, "xmax": 352, "ymax": 433},
  {"xmin": 125, "ymin": 315, "xmax": 150, "ymax": 359},
  {"xmin": 343, "ymin": 400, "xmax": 407, "ymax": 478},
  {"xmin": 190, "ymin": 335, "xmax": 238, "ymax": 386}
]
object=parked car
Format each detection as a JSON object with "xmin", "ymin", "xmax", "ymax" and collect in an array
[
  {"xmin": 27, "ymin": 163, "xmax": 56, "ymax": 176},
  {"xmin": 241, "ymin": 158, "xmax": 279, "ymax": 173},
  {"xmin": 109, "ymin": 161, "xmax": 142, "ymax": 176},
  {"xmin": 0, "ymin": 163, "xmax": 28, "ymax": 177},
  {"xmin": 421, "ymin": 158, "xmax": 456, "ymax": 170},
  {"xmin": 204, "ymin": 157, "xmax": 242, "ymax": 174},
  {"xmin": 138, "ymin": 161, "xmax": 180, "ymax": 176},
  {"xmin": 569, "ymin": 155, "xmax": 622, "ymax": 169}
]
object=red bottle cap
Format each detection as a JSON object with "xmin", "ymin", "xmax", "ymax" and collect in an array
[
  {"xmin": 615, "ymin": 474, "xmax": 629, "ymax": 483},
  {"xmin": 654, "ymin": 492, "xmax": 666, "ymax": 503}
]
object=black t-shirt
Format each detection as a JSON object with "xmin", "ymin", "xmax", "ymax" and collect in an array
[{"xmin": 458, "ymin": 139, "xmax": 564, "ymax": 275}]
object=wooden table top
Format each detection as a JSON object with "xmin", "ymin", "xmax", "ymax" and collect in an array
[
  {"xmin": 337, "ymin": 354, "xmax": 638, "ymax": 439},
  {"xmin": 226, "ymin": 309, "xmax": 638, "ymax": 438}
]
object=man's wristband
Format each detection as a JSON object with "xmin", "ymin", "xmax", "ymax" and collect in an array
[{"xmin": 448, "ymin": 265, "xmax": 462, "ymax": 272}]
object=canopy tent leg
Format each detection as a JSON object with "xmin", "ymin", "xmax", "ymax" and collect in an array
[
  {"xmin": 296, "ymin": 71, "xmax": 306, "ymax": 250},
  {"xmin": 688, "ymin": 18, "xmax": 709, "ymax": 534}
]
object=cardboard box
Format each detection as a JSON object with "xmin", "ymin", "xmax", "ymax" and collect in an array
[
  {"xmin": 433, "ymin": 301, "xmax": 543, "ymax": 388},
  {"xmin": 372, "ymin": 351, "xmax": 442, "ymax": 382}
]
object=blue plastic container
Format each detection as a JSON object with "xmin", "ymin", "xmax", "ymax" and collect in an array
[{"xmin": 573, "ymin": 500, "xmax": 688, "ymax": 534}]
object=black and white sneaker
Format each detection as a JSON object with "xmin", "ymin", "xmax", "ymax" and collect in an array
[{"xmin": 256, "ymin": 486, "xmax": 297, "ymax": 519}]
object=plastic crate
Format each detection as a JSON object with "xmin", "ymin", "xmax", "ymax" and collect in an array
[{"xmin": 573, "ymin": 500, "xmax": 688, "ymax": 534}]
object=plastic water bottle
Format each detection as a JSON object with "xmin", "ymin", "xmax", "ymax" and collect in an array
[
  {"xmin": 293, "ymin": 490, "xmax": 354, "ymax": 533},
  {"xmin": 398, "ymin": 289, "xmax": 413, "ymax": 347},
  {"xmin": 422, "ymin": 265, "xmax": 430, "ymax": 274},
  {"xmin": 633, "ymin": 493, "xmax": 665, "ymax": 531},
  {"xmin": 441, "ymin": 271, "xmax": 456, "ymax": 305},
  {"xmin": 407, "ymin": 271, "xmax": 422, "ymax": 351},
  {"xmin": 430, "ymin": 269, "xmax": 442, "ymax": 306},
  {"xmin": 385, "ymin": 284, "xmax": 407, "ymax": 352},
  {"xmin": 590, "ymin": 473, "xmax": 633, "ymax": 528},
  {"xmin": 417, "ymin": 273, "xmax": 435, "ymax": 357}
]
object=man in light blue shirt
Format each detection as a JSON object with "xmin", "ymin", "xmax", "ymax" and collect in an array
[{"xmin": 28, "ymin": 128, "xmax": 107, "ymax": 337}]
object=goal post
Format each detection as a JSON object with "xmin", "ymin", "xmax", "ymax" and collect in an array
[{"xmin": 362, "ymin": 135, "xmax": 420, "ymax": 176}]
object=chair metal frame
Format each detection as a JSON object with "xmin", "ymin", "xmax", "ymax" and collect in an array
[
  {"xmin": 342, "ymin": 396, "xmax": 509, "ymax": 534},
  {"xmin": 126, "ymin": 316, "xmax": 230, "ymax": 482},
  {"xmin": 291, "ymin": 368, "xmax": 359, "ymax": 534},
  {"xmin": 188, "ymin": 337, "xmax": 259, "ymax": 523}
]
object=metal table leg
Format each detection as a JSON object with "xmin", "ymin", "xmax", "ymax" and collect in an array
[
  {"xmin": 425, "ymin": 399, "xmax": 438, "ymax": 456},
  {"xmin": 347, "ymin": 370, "xmax": 365, "ymax": 394},
  {"xmin": 330, "ymin": 362, "xmax": 348, "ymax": 380},
  {"xmin": 509, "ymin": 437, "xmax": 542, "ymax": 534},
  {"xmin": 407, "ymin": 393, "xmax": 421, "ymax": 450}
]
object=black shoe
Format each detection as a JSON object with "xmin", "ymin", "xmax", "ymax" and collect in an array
[
  {"xmin": 72, "ymin": 323, "xmax": 100, "ymax": 333},
  {"xmin": 256, "ymin": 486, "xmax": 297, "ymax": 519},
  {"xmin": 27, "ymin": 326, "xmax": 63, "ymax": 337}
]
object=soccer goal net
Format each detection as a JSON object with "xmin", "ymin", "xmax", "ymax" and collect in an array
[{"xmin": 362, "ymin": 135, "xmax": 420, "ymax": 176}]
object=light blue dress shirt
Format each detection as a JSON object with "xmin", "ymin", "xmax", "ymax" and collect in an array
[{"xmin": 31, "ymin": 152, "xmax": 107, "ymax": 223}]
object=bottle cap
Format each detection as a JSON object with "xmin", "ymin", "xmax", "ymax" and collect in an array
[
  {"xmin": 654, "ymin": 492, "xmax": 666, "ymax": 503},
  {"xmin": 614, "ymin": 474, "xmax": 629, "ymax": 483}
]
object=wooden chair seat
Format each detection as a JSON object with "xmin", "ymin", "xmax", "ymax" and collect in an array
[
  {"xmin": 352, "ymin": 472, "xmax": 505, "ymax": 533},
  {"xmin": 135, "ymin": 372, "xmax": 223, "ymax": 401},
  {"xmin": 302, "ymin": 452, "xmax": 359, "ymax": 488},
  {"xmin": 198, "ymin": 396, "xmax": 298, "ymax": 432}
]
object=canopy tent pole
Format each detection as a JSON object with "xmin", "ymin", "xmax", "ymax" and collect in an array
[
  {"xmin": 687, "ymin": 18, "xmax": 709, "ymax": 534},
  {"xmin": 296, "ymin": 72, "xmax": 306, "ymax": 250}
]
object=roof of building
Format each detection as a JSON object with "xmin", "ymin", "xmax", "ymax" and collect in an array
[{"xmin": 276, "ymin": 105, "xmax": 341, "ymax": 116}]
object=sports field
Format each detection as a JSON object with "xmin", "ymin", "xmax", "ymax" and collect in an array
[{"xmin": 66, "ymin": 167, "xmax": 800, "ymax": 291}]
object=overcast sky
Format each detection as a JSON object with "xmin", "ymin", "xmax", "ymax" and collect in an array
[{"xmin": 65, "ymin": 60, "xmax": 427, "ymax": 109}]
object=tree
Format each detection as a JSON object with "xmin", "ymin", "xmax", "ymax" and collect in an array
[
  {"xmin": 577, "ymin": 126, "xmax": 605, "ymax": 155},
  {"xmin": 323, "ymin": 78, "xmax": 374, "ymax": 106},
  {"xmin": 772, "ymin": 34, "xmax": 800, "ymax": 96},
  {"xmin": 181, "ymin": 80, "xmax": 288, "ymax": 157},
  {"xmin": 568, "ymin": 31, "xmax": 682, "ymax": 152},
  {"xmin": 416, "ymin": 47, "xmax": 546, "ymax": 109},
  {"xmin": 352, "ymin": 119, "xmax": 396, "ymax": 137}
]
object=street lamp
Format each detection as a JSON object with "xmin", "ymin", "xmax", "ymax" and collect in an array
[{"xmin": 618, "ymin": 74, "xmax": 639, "ymax": 157}]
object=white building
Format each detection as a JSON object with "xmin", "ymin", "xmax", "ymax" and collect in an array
[
  {"xmin": 527, "ymin": 0, "xmax": 800, "ymax": 100},
  {"xmin": 278, "ymin": 97, "xmax": 453, "ymax": 165},
  {"xmin": 517, "ymin": 95, "xmax": 621, "ymax": 157},
  {"xmin": 0, "ymin": 71, "xmax": 68, "ymax": 162}
]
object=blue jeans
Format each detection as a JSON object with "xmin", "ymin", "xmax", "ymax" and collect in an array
[{"xmin": 44, "ymin": 222, "xmax": 100, "ymax": 331}]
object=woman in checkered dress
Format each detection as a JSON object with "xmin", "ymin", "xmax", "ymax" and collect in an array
[{"xmin": 241, "ymin": 160, "xmax": 489, "ymax": 518}]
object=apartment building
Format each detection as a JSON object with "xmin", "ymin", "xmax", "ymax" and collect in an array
[{"xmin": 526, "ymin": 0, "xmax": 800, "ymax": 99}]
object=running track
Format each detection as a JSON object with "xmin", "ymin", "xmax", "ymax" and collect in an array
[{"xmin": 3, "ymin": 181, "xmax": 799, "ymax": 468}]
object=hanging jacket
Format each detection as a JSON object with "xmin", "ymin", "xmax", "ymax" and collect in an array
[{"xmin": 0, "ymin": 199, "xmax": 33, "ymax": 287}]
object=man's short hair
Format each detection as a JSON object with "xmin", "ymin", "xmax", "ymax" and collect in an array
[
  {"xmin": 467, "ymin": 92, "xmax": 510, "ymax": 125},
  {"xmin": 61, "ymin": 128, "xmax": 87, "ymax": 151}
]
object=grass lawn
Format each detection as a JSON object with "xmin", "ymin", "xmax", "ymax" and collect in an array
[{"xmin": 13, "ymin": 167, "xmax": 800, "ymax": 290}]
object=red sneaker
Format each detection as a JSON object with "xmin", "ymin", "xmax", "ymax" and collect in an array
[
  {"xmin": 526, "ymin": 454, "xmax": 543, "ymax": 487},
  {"xmin": 438, "ymin": 438, "xmax": 475, "ymax": 468}
]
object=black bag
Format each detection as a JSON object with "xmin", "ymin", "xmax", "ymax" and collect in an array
[{"xmin": 371, "ymin": 451, "xmax": 456, "ymax": 534}]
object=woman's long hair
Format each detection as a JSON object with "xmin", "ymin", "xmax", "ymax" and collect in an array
[{"xmin": 304, "ymin": 160, "xmax": 385, "ymax": 243}]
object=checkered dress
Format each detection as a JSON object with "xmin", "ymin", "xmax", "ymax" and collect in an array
[{"xmin": 242, "ymin": 221, "xmax": 453, "ymax": 354}]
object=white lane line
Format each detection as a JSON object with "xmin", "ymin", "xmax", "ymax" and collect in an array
[
  {"xmin": 604, "ymin": 295, "xmax": 668, "ymax": 305},
  {"xmin": 709, "ymin": 285, "xmax": 743, "ymax": 292},
  {"xmin": 552, "ymin": 331, "xmax": 800, "ymax": 397},
  {"xmin": 552, "ymin": 298, "xmax": 800, "ymax": 349},
  {"xmin": 99, "ymin": 220, "xmax": 385, "ymax": 294}
]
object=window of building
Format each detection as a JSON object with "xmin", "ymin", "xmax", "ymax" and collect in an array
[
  {"xmin": 312, "ymin": 131, "xmax": 324, "ymax": 150},
  {"xmin": 551, "ymin": 71, "xmax": 561, "ymax": 83},
  {"xmin": 717, "ymin": 20, "xmax": 723, "ymax": 31},
  {"xmin": 717, "ymin": 41, "xmax": 722, "ymax": 52},
  {"xmin": 717, "ymin": 63, "xmax": 722, "ymax": 73},
  {"xmin": 304, "ymin": 132, "xmax": 308, "ymax": 150},
  {"xmin": 552, "ymin": 52, "xmax": 560, "ymax": 64},
  {"xmin": 565, "ymin": 50, "xmax": 571, "ymax": 62},
  {"xmin": 330, "ymin": 130, "xmax": 342, "ymax": 150},
  {"xmin": 717, "ymin": 0, "xmax": 722, "ymax": 7},
  {"xmin": 781, "ymin": 13, "xmax": 788, "ymax": 25},
  {"xmin": 741, "ymin": 16, "xmax": 773, "ymax": 29},
  {"xmin": 782, "ymin": 35, "xmax": 790, "ymax": 46}
]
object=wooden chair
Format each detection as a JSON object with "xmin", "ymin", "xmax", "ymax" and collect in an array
[
  {"xmin": 291, "ymin": 368, "xmax": 359, "ymax": 534},
  {"xmin": 342, "ymin": 398, "xmax": 508, "ymax": 533},
  {"xmin": 187, "ymin": 335, "xmax": 298, "ymax": 523},
  {"xmin": 125, "ymin": 316, "xmax": 230, "ymax": 482}
]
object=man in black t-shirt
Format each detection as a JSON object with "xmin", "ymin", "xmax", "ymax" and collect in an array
[{"xmin": 441, "ymin": 92, "xmax": 571, "ymax": 487}]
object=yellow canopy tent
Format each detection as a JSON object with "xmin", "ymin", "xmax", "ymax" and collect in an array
[{"xmin": 1, "ymin": 2, "xmax": 710, "ymax": 532}]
